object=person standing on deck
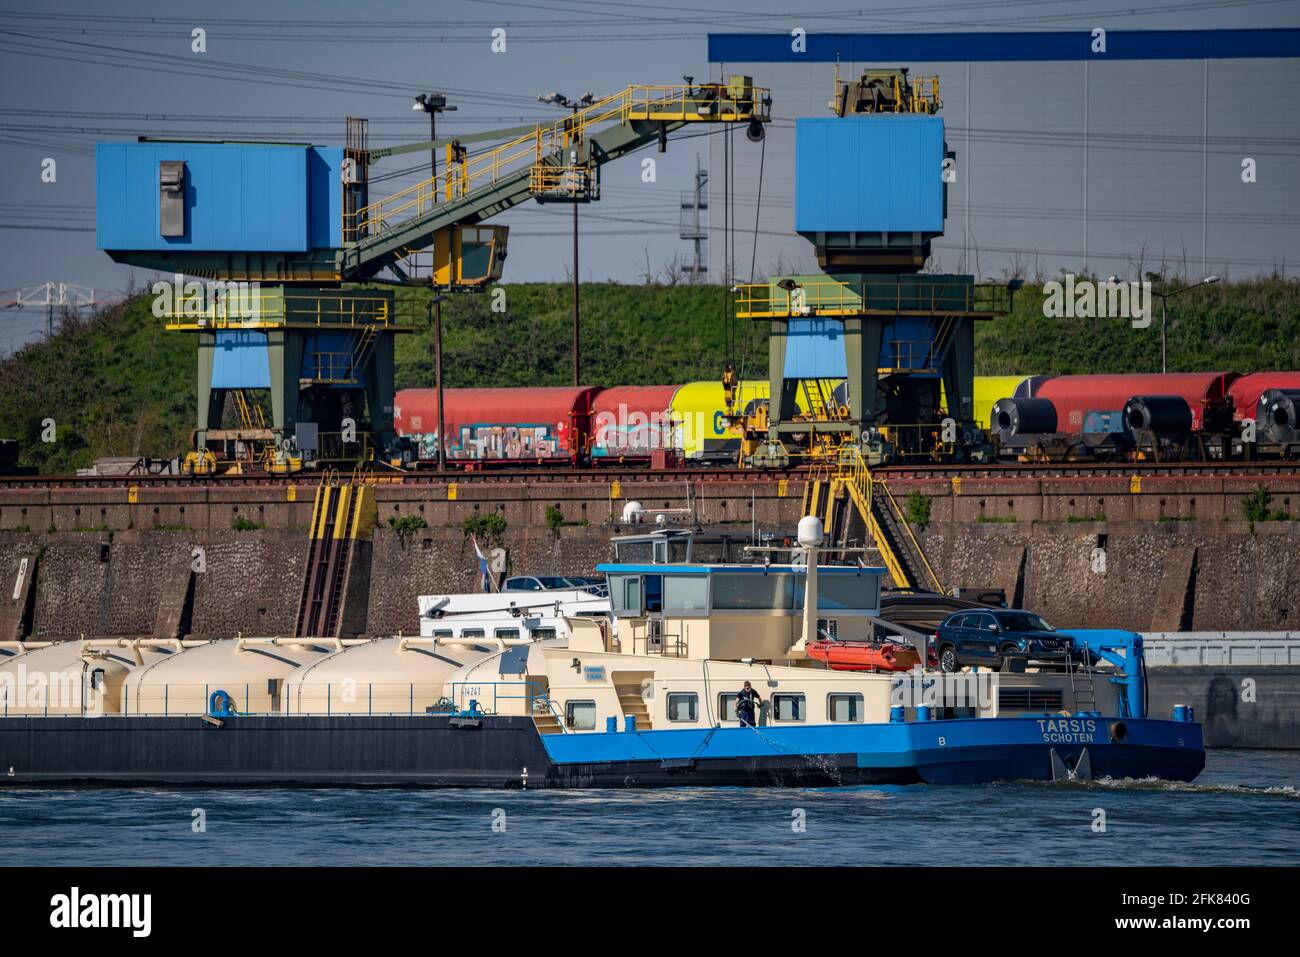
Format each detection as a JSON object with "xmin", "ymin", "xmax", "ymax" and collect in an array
[{"xmin": 736, "ymin": 681, "xmax": 763, "ymax": 727}]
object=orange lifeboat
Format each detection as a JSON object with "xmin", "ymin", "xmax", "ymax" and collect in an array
[{"xmin": 807, "ymin": 639, "xmax": 921, "ymax": 672}]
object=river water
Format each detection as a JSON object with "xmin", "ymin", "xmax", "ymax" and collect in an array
[{"xmin": 2, "ymin": 750, "xmax": 1295, "ymax": 866}]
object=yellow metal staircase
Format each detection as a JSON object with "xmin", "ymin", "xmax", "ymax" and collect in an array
[
  {"xmin": 293, "ymin": 475, "xmax": 377, "ymax": 638},
  {"xmin": 232, "ymin": 390, "xmax": 267, "ymax": 431},
  {"xmin": 819, "ymin": 451, "xmax": 944, "ymax": 593},
  {"xmin": 801, "ymin": 380, "xmax": 830, "ymax": 420}
]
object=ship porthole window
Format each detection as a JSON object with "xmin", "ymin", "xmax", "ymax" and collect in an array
[
  {"xmin": 666, "ymin": 692, "xmax": 698, "ymax": 723},
  {"xmin": 565, "ymin": 700, "xmax": 597, "ymax": 731},
  {"xmin": 828, "ymin": 693, "xmax": 863, "ymax": 722},
  {"xmin": 718, "ymin": 693, "xmax": 739, "ymax": 722},
  {"xmin": 772, "ymin": 693, "xmax": 806, "ymax": 722}
]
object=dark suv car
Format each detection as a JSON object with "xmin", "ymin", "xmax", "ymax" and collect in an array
[{"xmin": 930, "ymin": 609, "xmax": 1076, "ymax": 673}]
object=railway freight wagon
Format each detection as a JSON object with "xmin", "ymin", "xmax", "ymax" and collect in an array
[
  {"xmin": 590, "ymin": 386, "xmax": 679, "ymax": 463},
  {"xmin": 396, "ymin": 377, "xmax": 1064, "ymax": 468},
  {"xmin": 396, "ymin": 381, "xmax": 773, "ymax": 467},
  {"xmin": 990, "ymin": 371, "xmax": 1264, "ymax": 461},
  {"xmin": 669, "ymin": 380, "xmax": 771, "ymax": 461},
  {"xmin": 394, "ymin": 386, "xmax": 598, "ymax": 465},
  {"xmin": 397, "ymin": 373, "xmax": 1300, "ymax": 468},
  {"xmin": 589, "ymin": 382, "xmax": 773, "ymax": 463},
  {"xmin": 1228, "ymin": 372, "xmax": 1300, "ymax": 455}
]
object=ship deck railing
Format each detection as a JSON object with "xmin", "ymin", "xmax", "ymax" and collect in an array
[{"xmin": 0, "ymin": 680, "xmax": 555, "ymax": 719}]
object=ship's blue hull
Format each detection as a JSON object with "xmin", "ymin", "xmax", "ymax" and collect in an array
[
  {"xmin": 541, "ymin": 715, "xmax": 1205, "ymax": 786},
  {"xmin": 0, "ymin": 714, "xmax": 1203, "ymax": 787}
]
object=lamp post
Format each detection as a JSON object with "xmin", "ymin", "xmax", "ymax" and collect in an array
[
  {"xmin": 1151, "ymin": 276, "xmax": 1219, "ymax": 373},
  {"xmin": 414, "ymin": 95, "xmax": 456, "ymax": 470},
  {"xmin": 412, "ymin": 93, "xmax": 456, "ymax": 192},
  {"xmin": 427, "ymin": 295, "xmax": 447, "ymax": 470},
  {"xmin": 539, "ymin": 91, "xmax": 594, "ymax": 386}
]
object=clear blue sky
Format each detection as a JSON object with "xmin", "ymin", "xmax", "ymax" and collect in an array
[{"xmin": 1, "ymin": 0, "xmax": 1297, "ymax": 350}]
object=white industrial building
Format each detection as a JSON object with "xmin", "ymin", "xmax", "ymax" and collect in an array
[{"xmin": 705, "ymin": 29, "xmax": 1300, "ymax": 283}]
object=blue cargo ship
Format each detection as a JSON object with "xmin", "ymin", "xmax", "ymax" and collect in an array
[{"xmin": 0, "ymin": 521, "xmax": 1202, "ymax": 787}]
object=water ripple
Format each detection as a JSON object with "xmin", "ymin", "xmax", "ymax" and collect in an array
[{"xmin": 0, "ymin": 750, "xmax": 1295, "ymax": 866}]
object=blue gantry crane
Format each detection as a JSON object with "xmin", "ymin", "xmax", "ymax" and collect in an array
[
  {"xmin": 95, "ymin": 79, "xmax": 770, "ymax": 473},
  {"xmin": 730, "ymin": 67, "xmax": 1015, "ymax": 471}
]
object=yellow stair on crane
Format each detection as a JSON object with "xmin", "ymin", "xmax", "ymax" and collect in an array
[{"xmin": 830, "ymin": 450, "xmax": 944, "ymax": 593}]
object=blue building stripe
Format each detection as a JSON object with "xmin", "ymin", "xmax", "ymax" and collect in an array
[{"xmin": 708, "ymin": 28, "xmax": 1300, "ymax": 63}]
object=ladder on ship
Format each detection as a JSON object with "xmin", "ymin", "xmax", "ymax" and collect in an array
[
  {"xmin": 1067, "ymin": 661, "xmax": 1098, "ymax": 712},
  {"xmin": 293, "ymin": 475, "xmax": 375, "ymax": 638}
]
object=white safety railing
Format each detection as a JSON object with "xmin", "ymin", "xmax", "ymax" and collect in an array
[{"xmin": 1142, "ymin": 632, "xmax": 1300, "ymax": 667}]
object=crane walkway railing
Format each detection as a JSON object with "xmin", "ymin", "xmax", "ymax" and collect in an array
[
  {"xmin": 160, "ymin": 289, "xmax": 404, "ymax": 331},
  {"xmin": 343, "ymin": 81, "xmax": 770, "ymax": 243},
  {"xmin": 733, "ymin": 278, "xmax": 1009, "ymax": 320}
]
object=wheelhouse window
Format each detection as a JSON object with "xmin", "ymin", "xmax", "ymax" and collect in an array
[
  {"xmin": 460, "ymin": 628, "xmax": 485, "ymax": 639},
  {"xmin": 666, "ymin": 692, "xmax": 699, "ymax": 723},
  {"xmin": 613, "ymin": 540, "xmax": 653, "ymax": 563},
  {"xmin": 793, "ymin": 573, "xmax": 880, "ymax": 610},
  {"xmin": 611, "ymin": 576, "xmax": 643, "ymax": 617},
  {"xmin": 828, "ymin": 693, "xmax": 863, "ymax": 723},
  {"xmin": 772, "ymin": 693, "xmax": 806, "ymax": 722},
  {"xmin": 494, "ymin": 627, "xmax": 520, "ymax": 640},
  {"xmin": 663, "ymin": 575, "xmax": 709, "ymax": 616},
  {"xmin": 711, "ymin": 572, "xmax": 794, "ymax": 610},
  {"xmin": 565, "ymin": 700, "xmax": 597, "ymax": 730},
  {"xmin": 530, "ymin": 627, "xmax": 558, "ymax": 640},
  {"xmin": 818, "ymin": 573, "xmax": 880, "ymax": 610}
]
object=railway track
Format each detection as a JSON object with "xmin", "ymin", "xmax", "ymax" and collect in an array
[
  {"xmin": 0, "ymin": 466, "xmax": 794, "ymax": 490},
  {"xmin": 876, "ymin": 461, "xmax": 1300, "ymax": 480},
  {"xmin": 1, "ymin": 459, "xmax": 1298, "ymax": 491}
]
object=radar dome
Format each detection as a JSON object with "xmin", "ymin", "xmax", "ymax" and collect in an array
[{"xmin": 797, "ymin": 515, "xmax": 824, "ymax": 548}]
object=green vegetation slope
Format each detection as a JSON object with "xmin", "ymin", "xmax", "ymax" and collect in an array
[{"xmin": 2, "ymin": 278, "xmax": 1297, "ymax": 472}]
